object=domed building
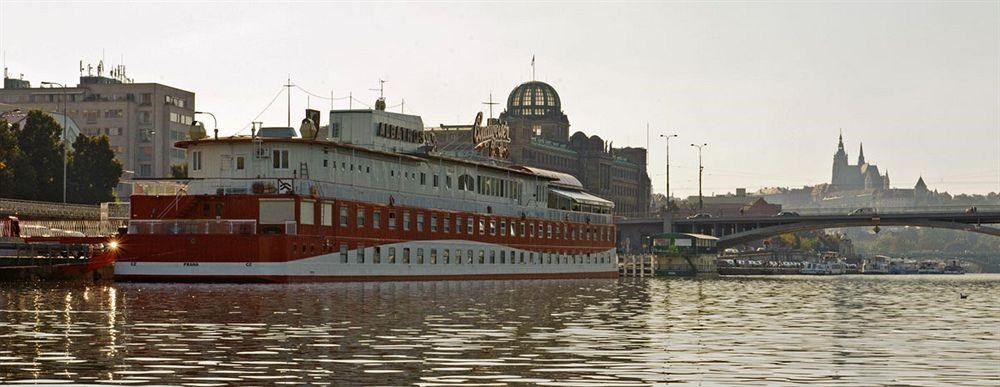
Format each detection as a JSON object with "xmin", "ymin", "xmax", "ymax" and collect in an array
[
  {"xmin": 500, "ymin": 81, "xmax": 570, "ymax": 143},
  {"xmin": 426, "ymin": 80, "xmax": 652, "ymax": 216},
  {"xmin": 501, "ymin": 81, "xmax": 650, "ymax": 216}
]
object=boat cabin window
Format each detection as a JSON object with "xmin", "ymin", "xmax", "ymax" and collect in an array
[
  {"xmin": 259, "ymin": 198, "xmax": 295, "ymax": 225},
  {"xmin": 192, "ymin": 151, "xmax": 202, "ymax": 171},
  {"xmin": 458, "ymin": 174, "xmax": 475, "ymax": 191},
  {"xmin": 300, "ymin": 200, "xmax": 314, "ymax": 225},
  {"xmin": 321, "ymin": 203, "xmax": 333, "ymax": 226},
  {"xmin": 272, "ymin": 149, "xmax": 289, "ymax": 169}
]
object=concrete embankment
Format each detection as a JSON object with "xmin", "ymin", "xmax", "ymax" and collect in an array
[{"xmin": 0, "ymin": 258, "xmax": 114, "ymax": 282}]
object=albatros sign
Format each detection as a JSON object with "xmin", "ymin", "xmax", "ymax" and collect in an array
[{"xmin": 471, "ymin": 112, "xmax": 510, "ymax": 158}]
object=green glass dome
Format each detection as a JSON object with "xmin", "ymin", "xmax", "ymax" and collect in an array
[{"xmin": 506, "ymin": 81, "xmax": 561, "ymax": 117}]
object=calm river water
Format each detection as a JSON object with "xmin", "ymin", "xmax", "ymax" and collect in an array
[{"xmin": 1, "ymin": 275, "xmax": 997, "ymax": 386}]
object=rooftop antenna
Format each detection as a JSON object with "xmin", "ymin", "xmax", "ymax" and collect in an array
[
  {"xmin": 370, "ymin": 79, "xmax": 386, "ymax": 99},
  {"xmin": 482, "ymin": 92, "xmax": 499, "ymax": 119},
  {"xmin": 401, "ymin": 98, "xmax": 405, "ymax": 114},
  {"xmin": 370, "ymin": 79, "xmax": 387, "ymax": 111},
  {"xmin": 284, "ymin": 76, "xmax": 294, "ymax": 127},
  {"xmin": 349, "ymin": 91, "xmax": 353, "ymax": 109}
]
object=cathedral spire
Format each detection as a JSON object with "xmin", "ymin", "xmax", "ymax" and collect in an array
[
  {"xmin": 837, "ymin": 131, "xmax": 844, "ymax": 151},
  {"xmin": 915, "ymin": 175, "xmax": 928, "ymax": 194},
  {"xmin": 857, "ymin": 142, "xmax": 865, "ymax": 165}
]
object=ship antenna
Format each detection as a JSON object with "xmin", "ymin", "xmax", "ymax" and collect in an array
[
  {"xmin": 482, "ymin": 92, "xmax": 498, "ymax": 119},
  {"xmin": 285, "ymin": 76, "xmax": 295, "ymax": 127}
]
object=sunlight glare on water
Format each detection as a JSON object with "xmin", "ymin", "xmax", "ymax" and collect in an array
[{"xmin": 0, "ymin": 275, "xmax": 997, "ymax": 385}]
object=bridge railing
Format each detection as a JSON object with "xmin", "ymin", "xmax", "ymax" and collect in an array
[
  {"xmin": 618, "ymin": 205, "xmax": 1000, "ymax": 221},
  {"xmin": 0, "ymin": 198, "xmax": 102, "ymax": 220},
  {"xmin": 783, "ymin": 205, "xmax": 1000, "ymax": 216},
  {"xmin": 100, "ymin": 202, "xmax": 131, "ymax": 220},
  {"xmin": 18, "ymin": 220, "xmax": 126, "ymax": 237}
]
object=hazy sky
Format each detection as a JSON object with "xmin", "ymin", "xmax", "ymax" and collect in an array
[{"xmin": 2, "ymin": 1, "xmax": 997, "ymax": 197}]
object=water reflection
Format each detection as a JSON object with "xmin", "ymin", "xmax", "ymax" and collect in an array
[{"xmin": 0, "ymin": 275, "xmax": 997, "ymax": 385}]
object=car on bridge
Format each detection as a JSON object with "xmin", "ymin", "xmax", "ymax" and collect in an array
[
  {"xmin": 686, "ymin": 213, "xmax": 713, "ymax": 219},
  {"xmin": 849, "ymin": 207, "xmax": 878, "ymax": 216},
  {"xmin": 773, "ymin": 211, "xmax": 800, "ymax": 217}
]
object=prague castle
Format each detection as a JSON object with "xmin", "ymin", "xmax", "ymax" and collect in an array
[
  {"xmin": 831, "ymin": 134, "xmax": 889, "ymax": 192},
  {"xmin": 756, "ymin": 134, "xmax": 934, "ymax": 208}
]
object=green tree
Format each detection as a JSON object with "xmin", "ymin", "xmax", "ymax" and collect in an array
[
  {"xmin": 0, "ymin": 120, "xmax": 38, "ymax": 199},
  {"xmin": 17, "ymin": 111, "xmax": 66, "ymax": 202},
  {"xmin": 67, "ymin": 134, "xmax": 123, "ymax": 204},
  {"xmin": 0, "ymin": 120, "xmax": 21, "ymax": 196}
]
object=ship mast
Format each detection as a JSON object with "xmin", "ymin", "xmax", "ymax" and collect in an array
[{"xmin": 284, "ymin": 76, "xmax": 295, "ymax": 127}]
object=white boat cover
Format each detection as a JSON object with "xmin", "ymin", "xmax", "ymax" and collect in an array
[
  {"xmin": 521, "ymin": 166, "xmax": 584, "ymax": 189},
  {"xmin": 549, "ymin": 188, "xmax": 614, "ymax": 208}
]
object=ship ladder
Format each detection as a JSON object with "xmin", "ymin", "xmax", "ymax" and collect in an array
[{"xmin": 299, "ymin": 162, "xmax": 310, "ymax": 180}]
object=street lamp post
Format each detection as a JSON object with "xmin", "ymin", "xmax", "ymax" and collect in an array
[
  {"xmin": 659, "ymin": 134, "xmax": 678, "ymax": 210},
  {"xmin": 195, "ymin": 111, "xmax": 218, "ymax": 139},
  {"xmin": 41, "ymin": 81, "xmax": 68, "ymax": 203},
  {"xmin": 690, "ymin": 143, "xmax": 708, "ymax": 210}
]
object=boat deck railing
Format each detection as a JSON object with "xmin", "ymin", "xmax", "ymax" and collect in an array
[
  {"xmin": 127, "ymin": 219, "xmax": 257, "ymax": 235},
  {"xmin": 134, "ymin": 177, "xmax": 615, "ymax": 225}
]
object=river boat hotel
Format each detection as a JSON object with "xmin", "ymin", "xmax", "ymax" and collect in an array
[{"xmin": 116, "ymin": 106, "xmax": 618, "ymax": 282}]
